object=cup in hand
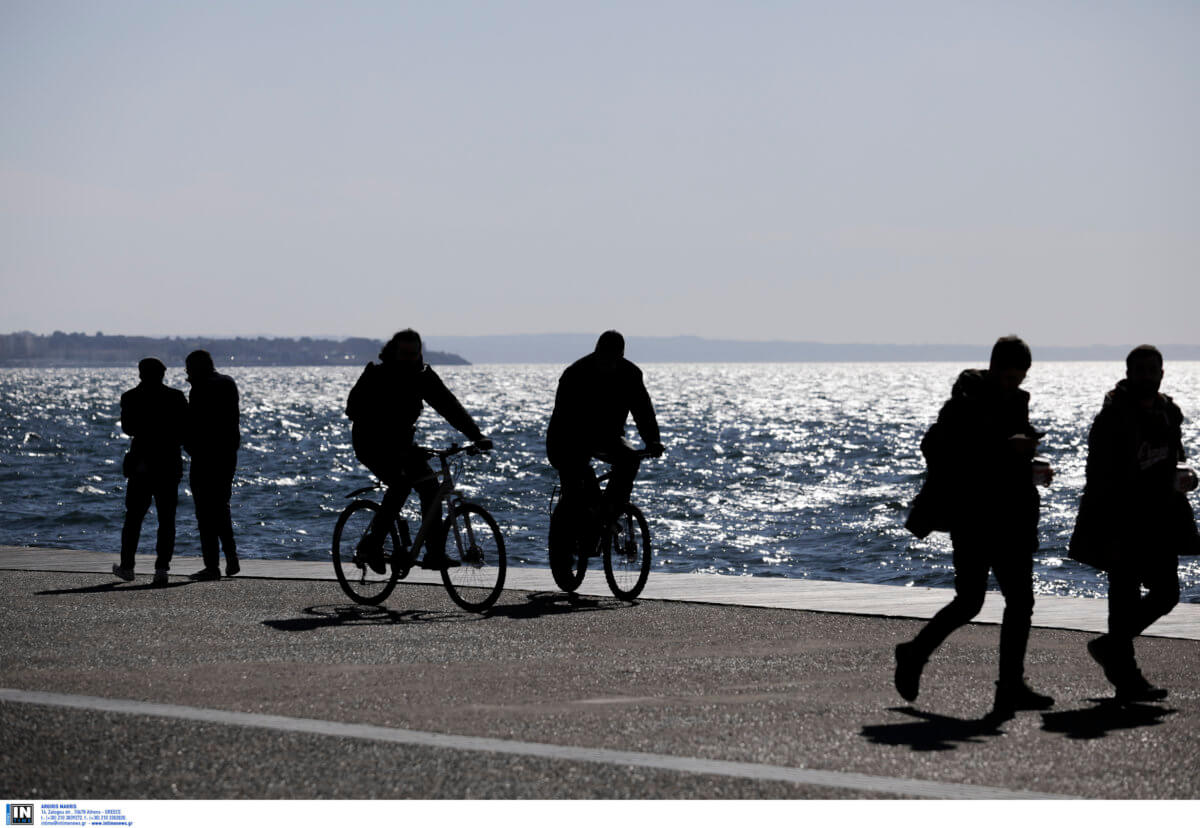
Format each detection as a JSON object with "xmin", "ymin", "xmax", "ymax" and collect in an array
[{"xmin": 1032, "ymin": 456, "xmax": 1053, "ymax": 487}]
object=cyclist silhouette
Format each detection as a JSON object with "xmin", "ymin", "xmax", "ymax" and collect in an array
[
  {"xmin": 347, "ymin": 329, "xmax": 491, "ymax": 571},
  {"xmin": 546, "ymin": 330, "xmax": 663, "ymax": 524}
]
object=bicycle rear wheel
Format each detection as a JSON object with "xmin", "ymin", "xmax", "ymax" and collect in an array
[
  {"xmin": 441, "ymin": 502, "xmax": 506, "ymax": 612},
  {"xmin": 332, "ymin": 500, "xmax": 403, "ymax": 605},
  {"xmin": 603, "ymin": 504, "xmax": 651, "ymax": 600},
  {"xmin": 548, "ymin": 500, "xmax": 588, "ymax": 592}
]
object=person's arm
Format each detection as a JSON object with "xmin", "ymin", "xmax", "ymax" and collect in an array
[
  {"xmin": 628, "ymin": 374, "xmax": 662, "ymax": 454},
  {"xmin": 423, "ymin": 368, "xmax": 486, "ymax": 444},
  {"xmin": 119, "ymin": 390, "xmax": 138, "ymax": 437}
]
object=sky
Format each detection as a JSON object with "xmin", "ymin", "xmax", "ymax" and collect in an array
[{"xmin": 2, "ymin": 1, "xmax": 1197, "ymax": 346}]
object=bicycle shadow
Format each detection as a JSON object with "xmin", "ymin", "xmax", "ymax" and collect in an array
[
  {"xmin": 860, "ymin": 706, "xmax": 1006, "ymax": 752},
  {"xmin": 486, "ymin": 590, "xmax": 620, "ymax": 620},
  {"xmin": 262, "ymin": 603, "xmax": 466, "ymax": 631},
  {"xmin": 36, "ymin": 580, "xmax": 193, "ymax": 596},
  {"xmin": 1039, "ymin": 698, "xmax": 1175, "ymax": 740}
]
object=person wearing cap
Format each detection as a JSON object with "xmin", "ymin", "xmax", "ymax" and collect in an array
[
  {"xmin": 185, "ymin": 349, "xmax": 241, "ymax": 580},
  {"xmin": 114, "ymin": 357, "xmax": 188, "ymax": 585},
  {"xmin": 546, "ymin": 330, "xmax": 664, "ymax": 526},
  {"xmin": 895, "ymin": 335, "xmax": 1055, "ymax": 720},
  {"xmin": 346, "ymin": 329, "xmax": 492, "ymax": 570},
  {"xmin": 1071, "ymin": 345, "xmax": 1199, "ymax": 702}
]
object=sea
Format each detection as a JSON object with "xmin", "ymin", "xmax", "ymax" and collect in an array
[{"xmin": 2, "ymin": 362, "xmax": 1198, "ymax": 602}]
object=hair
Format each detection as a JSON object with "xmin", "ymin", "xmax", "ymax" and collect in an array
[
  {"xmin": 380, "ymin": 329, "xmax": 422, "ymax": 362},
  {"xmin": 138, "ymin": 357, "xmax": 166, "ymax": 381},
  {"xmin": 594, "ymin": 330, "xmax": 625, "ymax": 358},
  {"xmin": 989, "ymin": 335, "xmax": 1032, "ymax": 372},
  {"xmin": 185, "ymin": 349, "xmax": 215, "ymax": 375},
  {"xmin": 1126, "ymin": 344, "xmax": 1163, "ymax": 370}
]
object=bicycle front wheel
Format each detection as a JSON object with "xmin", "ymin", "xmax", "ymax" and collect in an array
[
  {"xmin": 332, "ymin": 500, "xmax": 402, "ymax": 605},
  {"xmin": 603, "ymin": 504, "xmax": 651, "ymax": 600},
  {"xmin": 441, "ymin": 502, "xmax": 506, "ymax": 612}
]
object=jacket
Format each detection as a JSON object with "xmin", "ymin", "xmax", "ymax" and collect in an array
[
  {"xmin": 545, "ymin": 353, "xmax": 660, "ymax": 467},
  {"xmin": 346, "ymin": 361, "xmax": 483, "ymax": 454},
  {"xmin": 120, "ymin": 381, "xmax": 188, "ymax": 480},
  {"xmin": 1070, "ymin": 381, "xmax": 1199, "ymax": 568}
]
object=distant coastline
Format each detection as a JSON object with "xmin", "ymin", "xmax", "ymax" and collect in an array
[
  {"xmin": 5, "ymin": 331, "xmax": 1197, "ymax": 367},
  {"xmin": 423, "ymin": 334, "xmax": 1200, "ymax": 365},
  {"xmin": 0, "ymin": 332, "xmax": 469, "ymax": 367}
]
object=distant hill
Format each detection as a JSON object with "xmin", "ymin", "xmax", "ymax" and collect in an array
[
  {"xmin": 0, "ymin": 332, "xmax": 468, "ymax": 367},
  {"xmin": 423, "ymin": 334, "xmax": 1200, "ymax": 365}
]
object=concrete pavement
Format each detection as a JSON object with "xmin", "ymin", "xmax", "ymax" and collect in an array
[{"xmin": 1, "ymin": 547, "xmax": 1198, "ymax": 799}]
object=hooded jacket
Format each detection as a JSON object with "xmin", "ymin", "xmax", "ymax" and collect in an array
[
  {"xmin": 1070, "ymin": 380, "xmax": 1199, "ymax": 566},
  {"xmin": 346, "ymin": 361, "xmax": 483, "ymax": 456},
  {"xmin": 918, "ymin": 368, "xmax": 1040, "ymax": 531}
]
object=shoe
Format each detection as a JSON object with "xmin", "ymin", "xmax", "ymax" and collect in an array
[
  {"xmin": 1115, "ymin": 676, "xmax": 1169, "ymax": 704},
  {"xmin": 418, "ymin": 552, "xmax": 460, "ymax": 570},
  {"xmin": 189, "ymin": 567, "xmax": 221, "ymax": 580},
  {"xmin": 992, "ymin": 680, "xmax": 1054, "ymax": 717},
  {"xmin": 894, "ymin": 642, "xmax": 925, "ymax": 702},
  {"xmin": 225, "ymin": 557, "xmax": 240, "ymax": 577},
  {"xmin": 356, "ymin": 538, "xmax": 386, "ymax": 574},
  {"xmin": 153, "ymin": 569, "xmax": 169, "ymax": 586},
  {"xmin": 111, "ymin": 564, "xmax": 135, "ymax": 582}
]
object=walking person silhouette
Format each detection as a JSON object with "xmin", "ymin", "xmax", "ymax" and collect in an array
[
  {"xmin": 184, "ymin": 349, "xmax": 241, "ymax": 580},
  {"xmin": 113, "ymin": 357, "xmax": 188, "ymax": 585},
  {"xmin": 1071, "ymin": 345, "xmax": 1199, "ymax": 702},
  {"xmin": 897, "ymin": 335, "xmax": 1055, "ymax": 719}
]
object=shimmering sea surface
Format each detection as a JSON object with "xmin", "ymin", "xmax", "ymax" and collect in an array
[{"xmin": 1, "ymin": 363, "xmax": 1198, "ymax": 602}]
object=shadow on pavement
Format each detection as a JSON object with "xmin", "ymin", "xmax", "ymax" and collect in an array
[
  {"xmin": 1040, "ymin": 699, "xmax": 1176, "ymax": 740},
  {"xmin": 485, "ymin": 590, "xmax": 620, "ymax": 620},
  {"xmin": 262, "ymin": 603, "xmax": 466, "ymax": 631},
  {"xmin": 36, "ymin": 580, "xmax": 193, "ymax": 596},
  {"xmin": 860, "ymin": 706, "xmax": 1005, "ymax": 752}
]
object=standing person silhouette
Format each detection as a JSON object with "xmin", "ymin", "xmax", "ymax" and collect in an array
[
  {"xmin": 113, "ymin": 357, "xmax": 188, "ymax": 585},
  {"xmin": 895, "ymin": 335, "xmax": 1054, "ymax": 719},
  {"xmin": 184, "ymin": 349, "xmax": 241, "ymax": 580},
  {"xmin": 546, "ymin": 331, "xmax": 664, "ymax": 525},
  {"xmin": 347, "ymin": 329, "xmax": 492, "ymax": 570},
  {"xmin": 1071, "ymin": 345, "xmax": 1199, "ymax": 701}
]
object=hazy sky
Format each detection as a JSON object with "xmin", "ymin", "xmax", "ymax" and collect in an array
[{"xmin": 2, "ymin": 1, "xmax": 1197, "ymax": 345}]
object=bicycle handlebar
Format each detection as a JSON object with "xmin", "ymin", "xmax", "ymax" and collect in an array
[{"xmin": 415, "ymin": 442, "xmax": 492, "ymax": 460}]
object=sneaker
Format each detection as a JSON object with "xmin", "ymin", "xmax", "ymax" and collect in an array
[
  {"xmin": 152, "ymin": 569, "xmax": 169, "ymax": 586},
  {"xmin": 992, "ymin": 680, "xmax": 1054, "ymax": 718},
  {"xmin": 225, "ymin": 556, "xmax": 240, "ymax": 577},
  {"xmin": 894, "ymin": 642, "xmax": 925, "ymax": 702},
  {"xmin": 111, "ymin": 564, "xmax": 135, "ymax": 582},
  {"xmin": 189, "ymin": 567, "xmax": 221, "ymax": 581},
  {"xmin": 1115, "ymin": 676, "xmax": 1169, "ymax": 704},
  {"xmin": 418, "ymin": 551, "xmax": 460, "ymax": 570}
]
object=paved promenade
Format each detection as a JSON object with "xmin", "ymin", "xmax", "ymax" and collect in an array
[{"xmin": 1, "ymin": 546, "xmax": 1198, "ymax": 799}]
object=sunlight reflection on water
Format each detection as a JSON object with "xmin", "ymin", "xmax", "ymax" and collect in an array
[{"xmin": 1, "ymin": 362, "xmax": 1197, "ymax": 601}]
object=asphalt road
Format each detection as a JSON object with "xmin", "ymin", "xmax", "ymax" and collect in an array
[{"xmin": 1, "ymin": 571, "xmax": 1197, "ymax": 799}]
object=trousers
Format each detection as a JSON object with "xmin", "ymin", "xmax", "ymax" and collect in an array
[{"xmin": 121, "ymin": 475, "xmax": 179, "ymax": 572}]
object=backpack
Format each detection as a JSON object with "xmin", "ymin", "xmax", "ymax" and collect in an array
[{"xmin": 905, "ymin": 421, "xmax": 953, "ymax": 538}]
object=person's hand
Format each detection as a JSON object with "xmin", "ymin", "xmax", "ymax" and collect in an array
[
  {"xmin": 473, "ymin": 437, "xmax": 493, "ymax": 452},
  {"xmin": 1008, "ymin": 434, "xmax": 1038, "ymax": 456},
  {"xmin": 647, "ymin": 441, "xmax": 665, "ymax": 458}
]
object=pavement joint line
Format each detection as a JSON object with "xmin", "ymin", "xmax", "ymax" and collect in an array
[
  {"xmin": 0, "ymin": 688, "xmax": 1071, "ymax": 800},
  {"xmin": 4, "ymin": 546, "xmax": 1200, "ymax": 641}
]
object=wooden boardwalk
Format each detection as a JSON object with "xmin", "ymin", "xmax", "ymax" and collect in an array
[{"xmin": 3, "ymin": 544, "xmax": 1198, "ymax": 640}]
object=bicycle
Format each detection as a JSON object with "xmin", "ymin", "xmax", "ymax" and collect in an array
[
  {"xmin": 331, "ymin": 443, "xmax": 506, "ymax": 612},
  {"xmin": 547, "ymin": 449, "xmax": 655, "ymax": 600}
]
